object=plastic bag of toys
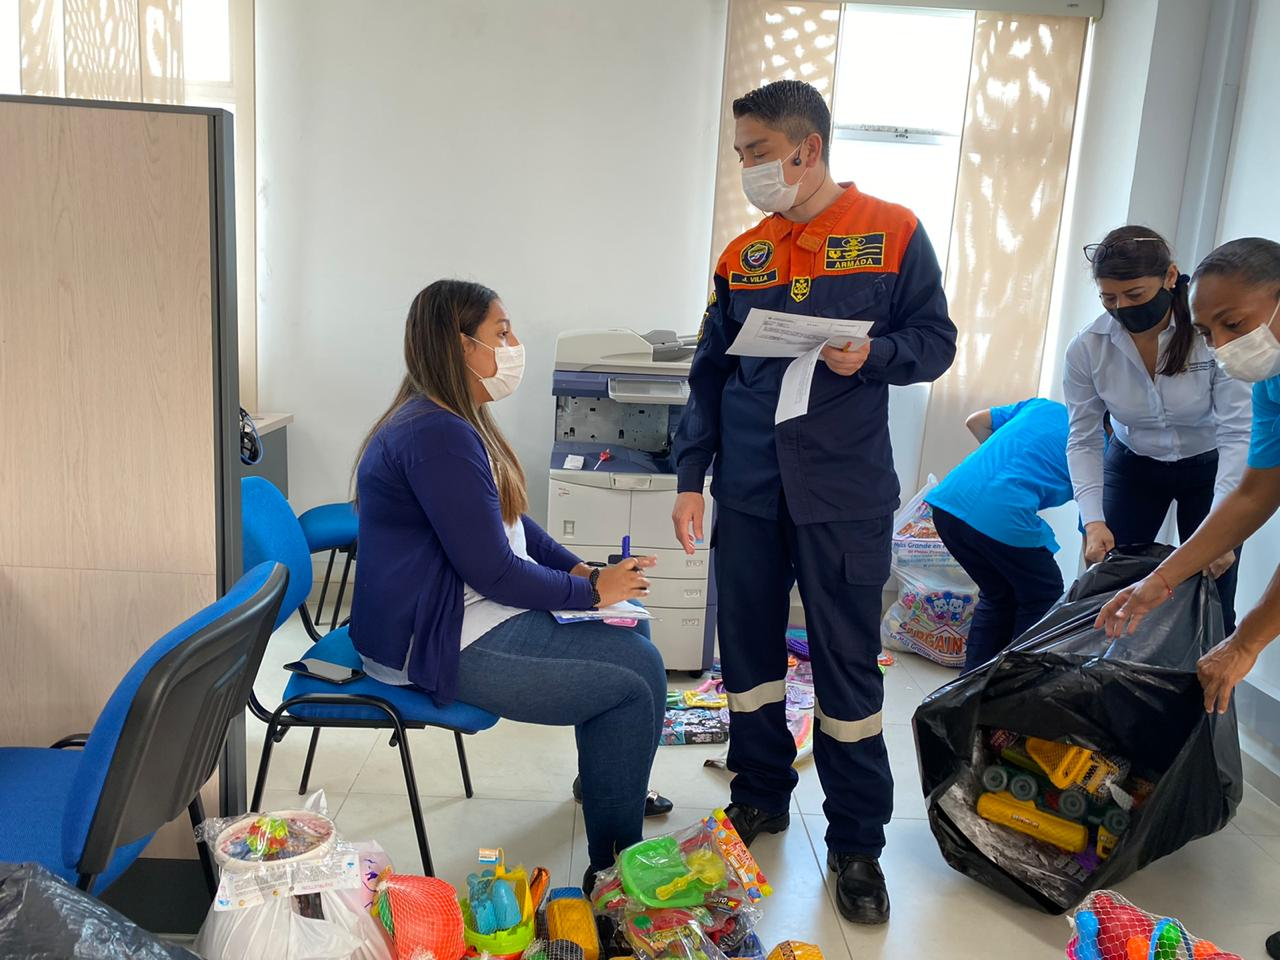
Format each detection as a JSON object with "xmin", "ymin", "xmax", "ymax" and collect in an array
[
  {"xmin": 881, "ymin": 479, "xmax": 977, "ymax": 667},
  {"xmin": 915, "ymin": 546, "xmax": 1243, "ymax": 913},
  {"xmin": 590, "ymin": 810, "xmax": 769, "ymax": 959},
  {"xmin": 1066, "ymin": 890, "xmax": 1244, "ymax": 959},
  {"xmin": 193, "ymin": 791, "xmax": 393, "ymax": 960}
]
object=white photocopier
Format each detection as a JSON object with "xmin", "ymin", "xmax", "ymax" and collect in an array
[{"xmin": 547, "ymin": 329, "xmax": 715, "ymax": 675}]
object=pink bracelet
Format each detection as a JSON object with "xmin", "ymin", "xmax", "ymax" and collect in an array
[{"xmin": 1152, "ymin": 570, "xmax": 1175, "ymax": 600}]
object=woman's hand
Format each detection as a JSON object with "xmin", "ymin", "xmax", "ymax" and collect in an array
[
  {"xmin": 1094, "ymin": 573, "xmax": 1175, "ymax": 637},
  {"xmin": 820, "ymin": 342, "xmax": 871, "ymax": 377},
  {"xmin": 1208, "ymin": 550, "xmax": 1237, "ymax": 580},
  {"xmin": 1084, "ymin": 521, "xmax": 1115, "ymax": 565},
  {"xmin": 1197, "ymin": 634, "xmax": 1260, "ymax": 714},
  {"xmin": 570, "ymin": 563, "xmax": 592, "ymax": 578},
  {"xmin": 595, "ymin": 557, "xmax": 656, "ymax": 607}
]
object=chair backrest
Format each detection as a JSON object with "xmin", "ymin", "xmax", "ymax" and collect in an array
[
  {"xmin": 65, "ymin": 562, "xmax": 289, "ymax": 879},
  {"xmin": 241, "ymin": 476, "xmax": 314, "ymax": 628}
]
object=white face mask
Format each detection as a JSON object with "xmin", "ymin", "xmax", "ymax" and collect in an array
[
  {"xmin": 1214, "ymin": 298, "xmax": 1280, "ymax": 382},
  {"xmin": 741, "ymin": 143, "xmax": 806, "ymax": 213},
  {"xmin": 467, "ymin": 336, "xmax": 525, "ymax": 402}
]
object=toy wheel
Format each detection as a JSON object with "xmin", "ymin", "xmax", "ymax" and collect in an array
[
  {"xmin": 981, "ymin": 766, "xmax": 1010, "ymax": 793},
  {"xmin": 1059, "ymin": 789, "xmax": 1088, "ymax": 820},
  {"xmin": 1010, "ymin": 773, "xmax": 1038, "ymax": 803},
  {"xmin": 1103, "ymin": 809, "xmax": 1131, "ymax": 835}
]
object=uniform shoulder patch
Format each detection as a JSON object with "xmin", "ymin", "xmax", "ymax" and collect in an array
[
  {"xmin": 740, "ymin": 239, "xmax": 775, "ymax": 274},
  {"xmin": 825, "ymin": 232, "xmax": 886, "ymax": 272}
]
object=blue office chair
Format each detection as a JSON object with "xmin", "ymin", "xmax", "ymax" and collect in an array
[
  {"xmin": 241, "ymin": 477, "xmax": 498, "ymax": 875},
  {"xmin": 298, "ymin": 501, "xmax": 358, "ymax": 631},
  {"xmin": 0, "ymin": 562, "xmax": 288, "ymax": 896}
]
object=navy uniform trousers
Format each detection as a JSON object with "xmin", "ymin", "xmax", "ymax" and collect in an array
[{"xmin": 715, "ymin": 496, "xmax": 893, "ymax": 857}]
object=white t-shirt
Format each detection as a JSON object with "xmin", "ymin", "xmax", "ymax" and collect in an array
[{"xmin": 360, "ymin": 520, "xmax": 532, "ymax": 686}]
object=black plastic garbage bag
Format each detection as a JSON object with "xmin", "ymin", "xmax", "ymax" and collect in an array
[
  {"xmin": 0, "ymin": 862, "xmax": 197, "ymax": 959},
  {"xmin": 913, "ymin": 545, "xmax": 1243, "ymax": 913}
]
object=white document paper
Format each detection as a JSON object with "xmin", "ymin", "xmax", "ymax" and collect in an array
[
  {"xmin": 776, "ymin": 344, "xmax": 825, "ymax": 425},
  {"xmin": 727, "ymin": 308, "xmax": 874, "ymax": 358}
]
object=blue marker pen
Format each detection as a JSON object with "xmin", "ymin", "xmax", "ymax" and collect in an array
[{"xmin": 621, "ymin": 535, "xmax": 631, "ymax": 559}]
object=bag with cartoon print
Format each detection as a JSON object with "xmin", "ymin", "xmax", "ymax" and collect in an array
[{"xmin": 881, "ymin": 477, "xmax": 978, "ymax": 668}]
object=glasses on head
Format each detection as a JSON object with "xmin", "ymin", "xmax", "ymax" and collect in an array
[{"xmin": 1084, "ymin": 236, "xmax": 1164, "ymax": 264}]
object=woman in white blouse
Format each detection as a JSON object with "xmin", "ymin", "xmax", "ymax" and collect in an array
[{"xmin": 1064, "ymin": 226, "xmax": 1251, "ymax": 632}]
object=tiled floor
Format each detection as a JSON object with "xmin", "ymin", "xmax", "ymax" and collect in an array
[{"xmin": 247, "ymin": 618, "xmax": 1280, "ymax": 959}]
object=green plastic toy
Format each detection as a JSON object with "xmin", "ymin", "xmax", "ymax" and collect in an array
[{"xmin": 617, "ymin": 837, "xmax": 727, "ymax": 909}]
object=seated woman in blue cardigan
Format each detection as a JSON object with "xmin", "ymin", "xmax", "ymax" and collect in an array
[{"xmin": 349, "ymin": 278, "xmax": 667, "ymax": 890}]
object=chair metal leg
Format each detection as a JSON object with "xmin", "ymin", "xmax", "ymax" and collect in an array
[
  {"xmin": 299, "ymin": 728, "xmax": 321, "ymax": 795},
  {"xmin": 315, "ymin": 548, "xmax": 338, "ymax": 624},
  {"xmin": 392, "ymin": 724, "xmax": 433, "ymax": 875},
  {"xmin": 251, "ymin": 711, "xmax": 285, "ymax": 811},
  {"xmin": 455, "ymin": 731, "xmax": 475, "ymax": 799},
  {"xmin": 189, "ymin": 795, "xmax": 218, "ymax": 898},
  {"xmin": 330, "ymin": 547, "xmax": 355, "ymax": 632}
]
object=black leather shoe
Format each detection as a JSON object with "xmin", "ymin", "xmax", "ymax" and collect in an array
[
  {"xmin": 1266, "ymin": 931, "xmax": 1280, "ymax": 959},
  {"xmin": 572, "ymin": 776, "xmax": 672, "ymax": 818},
  {"xmin": 828, "ymin": 851, "xmax": 890, "ymax": 925},
  {"xmin": 724, "ymin": 802, "xmax": 790, "ymax": 847},
  {"xmin": 582, "ymin": 864, "xmax": 599, "ymax": 896}
]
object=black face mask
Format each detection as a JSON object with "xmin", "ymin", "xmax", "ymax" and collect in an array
[{"xmin": 1109, "ymin": 286, "xmax": 1173, "ymax": 333}]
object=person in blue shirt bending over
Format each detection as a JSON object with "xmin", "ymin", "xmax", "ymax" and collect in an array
[
  {"xmin": 926, "ymin": 399, "xmax": 1073, "ymax": 673},
  {"xmin": 349, "ymin": 279, "xmax": 664, "ymax": 894}
]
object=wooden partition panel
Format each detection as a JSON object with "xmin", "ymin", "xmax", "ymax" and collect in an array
[{"xmin": 0, "ymin": 97, "xmax": 240, "ymax": 859}]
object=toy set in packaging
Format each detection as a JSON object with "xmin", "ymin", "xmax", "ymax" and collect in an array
[
  {"xmin": 193, "ymin": 794, "xmax": 393, "ymax": 960},
  {"xmin": 590, "ymin": 809, "xmax": 772, "ymax": 960},
  {"xmin": 915, "ymin": 546, "xmax": 1243, "ymax": 913},
  {"xmin": 881, "ymin": 477, "xmax": 977, "ymax": 668},
  {"xmin": 1066, "ymin": 891, "xmax": 1244, "ymax": 960}
]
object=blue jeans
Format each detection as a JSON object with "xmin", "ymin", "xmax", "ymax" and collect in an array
[
  {"xmin": 453, "ymin": 611, "xmax": 665, "ymax": 869},
  {"xmin": 931, "ymin": 507, "xmax": 1065, "ymax": 673}
]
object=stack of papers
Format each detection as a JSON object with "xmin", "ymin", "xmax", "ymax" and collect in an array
[
  {"xmin": 726, "ymin": 308, "xmax": 875, "ymax": 424},
  {"xmin": 552, "ymin": 603, "xmax": 654, "ymax": 624}
]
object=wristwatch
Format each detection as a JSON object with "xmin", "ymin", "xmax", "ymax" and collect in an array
[{"xmin": 588, "ymin": 568, "xmax": 602, "ymax": 609}]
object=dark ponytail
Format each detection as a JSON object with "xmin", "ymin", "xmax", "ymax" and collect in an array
[
  {"xmin": 1089, "ymin": 225, "xmax": 1194, "ymax": 376},
  {"xmin": 1163, "ymin": 272, "xmax": 1194, "ymax": 376}
]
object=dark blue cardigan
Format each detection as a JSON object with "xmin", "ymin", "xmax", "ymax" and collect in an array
[{"xmin": 349, "ymin": 397, "xmax": 593, "ymax": 701}]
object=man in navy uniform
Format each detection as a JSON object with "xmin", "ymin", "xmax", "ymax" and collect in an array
[{"xmin": 672, "ymin": 80, "xmax": 956, "ymax": 925}]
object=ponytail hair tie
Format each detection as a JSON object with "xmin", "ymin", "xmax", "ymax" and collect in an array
[{"xmin": 1176, "ymin": 273, "xmax": 1190, "ymax": 288}]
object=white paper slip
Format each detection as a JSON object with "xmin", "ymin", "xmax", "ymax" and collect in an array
[
  {"xmin": 727, "ymin": 308, "xmax": 874, "ymax": 358},
  {"xmin": 776, "ymin": 344, "xmax": 825, "ymax": 425},
  {"xmin": 552, "ymin": 603, "xmax": 655, "ymax": 624},
  {"xmin": 562, "ymin": 454, "xmax": 585, "ymax": 470}
]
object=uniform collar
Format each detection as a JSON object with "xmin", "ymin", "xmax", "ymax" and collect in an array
[{"xmin": 794, "ymin": 182, "xmax": 861, "ymax": 253}]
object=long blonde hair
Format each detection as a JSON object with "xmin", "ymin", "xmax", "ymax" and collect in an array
[{"xmin": 354, "ymin": 280, "xmax": 529, "ymax": 523}]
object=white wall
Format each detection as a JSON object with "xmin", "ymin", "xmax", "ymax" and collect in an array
[
  {"xmin": 1036, "ymin": 0, "xmax": 1161, "ymax": 584},
  {"xmin": 1216, "ymin": 0, "xmax": 1280, "ymax": 736},
  {"xmin": 256, "ymin": 0, "xmax": 728, "ymax": 520}
]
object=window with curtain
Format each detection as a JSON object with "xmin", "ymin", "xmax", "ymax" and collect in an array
[
  {"xmin": 3, "ymin": 0, "xmax": 259, "ymax": 409},
  {"xmin": 829, "ymin": 5, "xmax": 975, "ymax": 267}
]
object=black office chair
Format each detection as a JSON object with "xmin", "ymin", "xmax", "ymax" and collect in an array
[{"xmin": 0, "ymin": 562, "xmax": 288, "ymax": 896}]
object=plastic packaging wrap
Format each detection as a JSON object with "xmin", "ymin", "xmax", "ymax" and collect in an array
[
  {"xmin": 1066, "ymin": 890, "xmax": 1244, "ymax": 959},
  {"xmin": 914, "ymin": 546, "xmax": 1243, "ymax": 913},
  {"xmin": 193, "ymin": 791, "xmax": 393, "ymax": 960},
  {"xmin": 591, "ymin": 811, "xmax": 768, "ymax": 960},
  {"xmin": 0, "ymin": 861, "xmax": 197, "ymax": 959},
  {"xmin": 881, "ymin": 478, "xmax": 977, "ymax": 667}
]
